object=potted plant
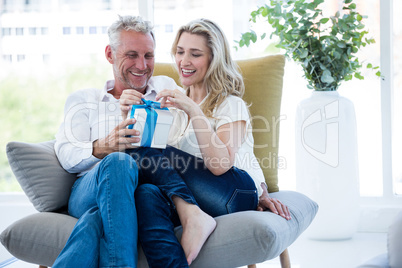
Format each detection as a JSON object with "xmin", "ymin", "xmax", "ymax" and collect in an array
[
  {"xmin": 238, "ymin": 0, "xmax": 381, "ymax": 91},
  {"xmin": 238, "ymin": 0, "xmax": 380, "ymax": 240}
]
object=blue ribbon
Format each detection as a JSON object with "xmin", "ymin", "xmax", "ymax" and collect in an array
[{"xmin": 128, "ymin": 98, "xmax": 169, "ymax": 147}]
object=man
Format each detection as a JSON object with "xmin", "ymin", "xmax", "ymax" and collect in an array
[{"xmin": 52, "ymin": 15, "xmax": 179, "ymax": 267}]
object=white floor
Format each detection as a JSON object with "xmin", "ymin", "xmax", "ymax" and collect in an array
[{"xmin": 1, "ymin": 231, "xmax": 387, "ymax": 268}]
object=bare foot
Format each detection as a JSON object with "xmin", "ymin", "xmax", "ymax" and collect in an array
[
  {"xmin": 180, "ymin": 207, "xmax": 216, "ymax": 265},
  {"xmin": 172, "ymin": 197, "xmax": 217, "ymax": 265}
]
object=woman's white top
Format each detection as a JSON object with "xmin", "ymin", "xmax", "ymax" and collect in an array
[{"xmin": 169, "ymin": 95, "xmax": 265, "ymax": 197}]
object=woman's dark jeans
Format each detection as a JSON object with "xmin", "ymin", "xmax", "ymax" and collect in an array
[{"xmin": 127, "ymin": 146, "xmax": 258, "ymax": 268}]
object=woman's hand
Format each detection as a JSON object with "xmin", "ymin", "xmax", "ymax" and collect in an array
[
  {"xmin": 119, "ymin": 89, "xmax": 144, "ymax": 120},
  {"xmin": 257, "ymin": 183, "xmax": 291, "ymax": 220},
  {"xmin": 156, "ymin": 89, "xmax": 201, "ymax": 117}
]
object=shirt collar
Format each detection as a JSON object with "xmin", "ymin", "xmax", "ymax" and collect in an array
[
  {"xmin": 100, "ymin": 80, "xmax": 117, "ymax": 102},
  {"xmin": 100, "ymin": 79, "xmax": 158, "ymax": 102},
  {"xmin": 143, "ymin": 78, "xmax": 159, "ymax": 99}
]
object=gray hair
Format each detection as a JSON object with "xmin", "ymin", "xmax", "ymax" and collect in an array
[{"xmin": 108, "ymin": 15, "xmax": 155, "ymax": 52}]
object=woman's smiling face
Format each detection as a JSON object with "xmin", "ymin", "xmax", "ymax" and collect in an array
[{"xmin": 175, "ymin": 32, "xmax": 211, "ymax": 89}]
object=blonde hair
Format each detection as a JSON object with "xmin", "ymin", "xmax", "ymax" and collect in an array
[{"xmin": 171, "ymin": 19, "xmax": 245, "ymax": 117}]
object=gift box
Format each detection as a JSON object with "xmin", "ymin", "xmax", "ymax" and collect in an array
[{"xmin": 128, "ymin": 99, "xmax": 174, "ymax": 149}]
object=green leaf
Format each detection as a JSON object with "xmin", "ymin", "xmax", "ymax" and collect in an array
[
  {"xmin": 321, "ymin": 70, "xmax": 335, "ymax": 83},
  {"xmin": 261, "ymin": 6, "xmax": 269, "ymax": 17},
  {"xmin": 320, "ymin": 18, "xmax": 330, "ymax": 24},
  {"xmin": 333, "ymin": 51, "xmax": 341, "ymax": 59},
  {"xmin": 299, "ymin": 49, "xmax": 308, "ymax": 58},
  {"xmin": 354, "ymin": 72, "xmax": 364, "ymax": 80},
  {"xmin": 337, "ymin": 42, "xmax": 346, "ymax": 48},
  {"xmin": 345, "ymin": 74, "xmax": 353, "ymax": 81},
  {"xmin": 250, "ymin": 30, "xmax": 257, "ymax": 43},
  {"xmin": 314, "ymin": 0, "xmax": 325, "ymax": 6},
  {"xmin": 297, "ymin": 9, "xmax": 306, "ymax": 15},
  {"xmin": 261, "ymin": 33, "xmax": 267, "ymax": 40},
  {"xmin": 367, "ymin": 63, "xmax": 373, "ymax": 68},
  {"xmin": 274, "ymin": 3, "xmax": 282, "ymax": 15}
]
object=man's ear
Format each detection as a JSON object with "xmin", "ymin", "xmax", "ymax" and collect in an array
[{"xmin": 105, "ymin": 45, "xmax": 114, "ymax": 64}]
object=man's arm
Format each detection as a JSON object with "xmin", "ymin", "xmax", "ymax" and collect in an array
[
  {"xmin": 55, "ymin": 90, "xmax": 140, "ymax": 174},
  {"xmin": 54, "ymin": 91, "xmax": 98, "ymax": 173}
]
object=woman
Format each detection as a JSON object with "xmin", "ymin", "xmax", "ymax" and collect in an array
[{"xmin": 120, "ymin": 18, "xmax": 291, "ymax": 267}]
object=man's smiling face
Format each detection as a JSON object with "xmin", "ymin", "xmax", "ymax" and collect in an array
[{"xmin": 110, "ymin": 30, "xmax": 155, "ymax": 94}]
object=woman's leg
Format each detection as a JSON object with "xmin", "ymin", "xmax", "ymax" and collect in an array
[
  {"xmin": 127, "ymin": 147, "xmax": 216, "ymax": 265},
  {"xmin": 161, "ymin": 146, "xmax": 259, "ymax": 217},
  {"xmin": 136, "ymin": 184, "xmax": 189, "ymax": 268},
  {"xmin": 61, "ymin": 152, "xmax": 139, "ymax": 268},
  {"xmin": 172, "ymin": 196, "xmax": 217, "ymax": 265}
]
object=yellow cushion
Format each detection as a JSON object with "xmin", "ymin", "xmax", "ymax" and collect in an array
[{"xmin": 154, "ymin": 54, "xmax": 285, "ymax": 193}]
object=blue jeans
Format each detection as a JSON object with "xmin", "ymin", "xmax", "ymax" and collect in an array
[
  {"xmin": 52, "ymin": 152, "xmax": 139, "ymax": 268},
  {"xmin": 129, "ymin": 146, "xmax": 258, "ymax": 268}
]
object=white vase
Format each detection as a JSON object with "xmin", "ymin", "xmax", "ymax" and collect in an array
[{"xmin": 295, "ymin": 90, "xmax": 360, "ymax": 240}]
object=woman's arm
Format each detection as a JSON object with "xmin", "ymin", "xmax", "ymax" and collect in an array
[
  {"xmin": 156, "ymin": 89, "xmax": 245, "ymax": 175},
  {"xmin": 190, "ymin": 107, "xmax": 245, "ymax": 175}
]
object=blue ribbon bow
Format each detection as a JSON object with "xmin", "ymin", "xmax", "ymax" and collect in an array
[{"xmin": 128, "ymin": 98, "xmax": 169, "ymax": 147}]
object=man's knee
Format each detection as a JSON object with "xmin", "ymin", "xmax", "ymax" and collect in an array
[{"xmin": 100, "ymin": 152, "xmax": 138, "ymax": 186}]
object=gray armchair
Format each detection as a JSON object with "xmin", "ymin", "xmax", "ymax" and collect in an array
[{"xmin": 1, "ymin": 55, "xmax": 318, "ymax": 267}]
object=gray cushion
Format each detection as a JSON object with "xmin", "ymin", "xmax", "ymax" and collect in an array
[
  {"xmin": 6, "ymin": 140, "xmax": 77, "ymax": 212},
  {"xmin": 1, "ymin": 191, "xmax": 317, "ymax": 268},
  {"xmin": 0, "ymin": 212, "xmax": 78, "ymax": 267}
]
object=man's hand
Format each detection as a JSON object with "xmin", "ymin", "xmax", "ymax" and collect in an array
[
  {"xmin": 257, "ymin": 183, "xmax": 291, "ymax": 220},
  {"xmin": 92, "ymin": 118, "xmax": 140, "ymax": 159},
  {"xmin": 120, "ymin": 89, "xmax": 144, "ymax": 120}
]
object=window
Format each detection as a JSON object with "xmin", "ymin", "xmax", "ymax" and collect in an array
[
  {"xmin": 2, "ymin": 27, "xmax": 11, "ymax": 36},
  {"xmin": 29, "ymin": 27, "xmax": 37, "ymax": 35},
  {"xmin": 63, "ymin": 26, "xmax": 71, "ymax": 35},
  {"xmin": 41, "ymin": 27, "xmax": 48, "ymax": 35},
  {"xmin": 42, "ymin": 54, "xmax": 50, "ymax": 64},
  {"xmin": 17, "ymin": 54, "xmax": 25, "ymax": 62},
  {"xmin": 2, "ymin": 54, "xmax": 12, "ymax": 62},
  {"xmin": 101, "ymin": 26, "xmax": 108, "ymax": 34},
  {"xmin": 16, "ymin": 27, "xmax": 24, "ymax": 36},
  {"xmin": 164, "ymin": 24, "xmax": 173, "ymax": 33},
  {"xmin": 89, "ymin": 26, "xmax": 97, "ymax": 34},
  {"xmin": 76, "ymin": 26, "xmax": 84, "ymax": 35}
]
